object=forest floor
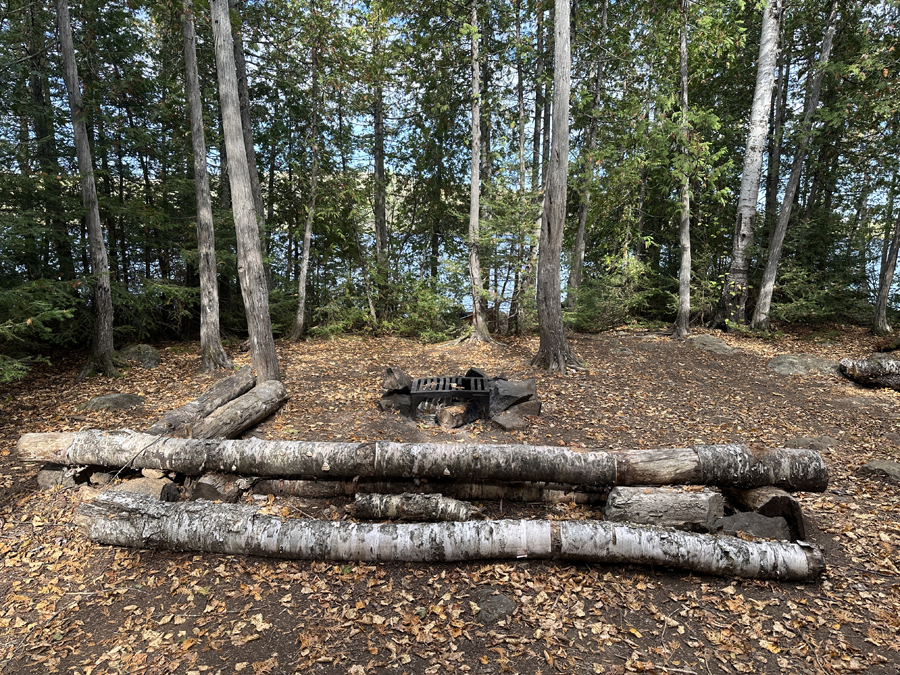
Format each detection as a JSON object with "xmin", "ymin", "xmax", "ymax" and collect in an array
[{"xmin": 0, "ymin": 324, "xmax": 899, "ymax": 675}]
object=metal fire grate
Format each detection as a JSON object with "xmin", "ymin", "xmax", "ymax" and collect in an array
[{"xmin": 409, "ymin": 376, "xmax": 489, "ymax": 419}]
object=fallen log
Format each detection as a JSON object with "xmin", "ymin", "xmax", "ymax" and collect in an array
[
  {"xmin": 17, "ymin": 432, "xmax": 829, "ymax": 491},
  {"xmin": 254, "ymin": 478, "xmax": 607, "ymax": 503},
  {"xmin": 145, "ymin": 366, "xmax": 256, "ymax": 436},
  {"xmin": 604, "ymin": 487, "xmax": 724, "ymax": 533},
  {"xmin": 190, "ymin": 380, "xmax": 288, "ymax": 439},
  {"xmin": 75, "ymin": 491, "xmax": 826, "ymax": 580},
  {"xmin": 352, "ymin": 493, "xmax": 476, "ymax": 522},
  {"xmin": 839, "ymin": 356, "xmax": 900, "ymax": 390},
  {"xmin": 722, "ymin": 486, "xmax": 807, "ymax": 541}
]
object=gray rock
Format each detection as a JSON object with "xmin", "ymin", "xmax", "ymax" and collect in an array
[
  {"xmin": 857, "ymin": 460, "xmax": 900, "ymax": 484},
  {"xmin": 785, "ymin": 436, "xmax": 839, "ymax": 453},
  {"xmin": 120, "ymin": 344, "xmax": 161, "ymax": 369},
  {"xmin": 89, "ymin": 471, "xmax": 115, "ymax": 486},
  {"xmin": 109, "ymin": 476, "xmax": 180, "ymax": 502},
  {"xmin": 141, "ymin": 468, "xmax": 167, "ymax": 480},
  {"xmin": 714, "ymin": 512, "xmax": 792, "ymax": 541},
  {"xmin": 37, "ymin": 464, "xmax": 89, "ymax": 489},
  {"xmin": 465, "ymin": 367, "xmax": 489, "ymax": 380},
  {"xmin": 382, "ymin": 366, "xmax": 412, "ymax": 393},
  {"xmin": 685, "ymin": 335, "xmax": 734, "ymax": 355},
  {"xmin": 491, "ymin": 411, "xmax": 528, "ymax": 431},
  {"xmin": 77, "ymin": 393, "xmax": 145, "ymax": 411},
  {"xmin": 882, "ymin": 433, "xmax": 900, "ymax": 446},
  {"xmin": 476, "ymin": 593, "xmax": 517, "ymax": 625},
  {"xmin": 767, "ymin": 354, "xmax": 839, "ymax": 376},
  {"xmin": 506, "ymin": 399, "xmax": 542, "ymax": 417},
  {"xmin": 610, "ymin": 347, "xmax": 633, "ymax": 355},
  {"xmin": 378, "ymin": 393, "xmax": 411, "ymax": 415},
  {"xmin": 489, "ymin": 379, "xmax": 536, "ymax": 417}
]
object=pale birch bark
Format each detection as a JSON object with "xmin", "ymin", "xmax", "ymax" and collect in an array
[
  {"xmin": 57, "ymin": 0, "xmax": 118, "ymax": 379},
  {"xmin": 19, "ymin": 432, "xmax": 829, "ymax": 492},
  {"xmin": 183, "ymin": 0, "xmax": 232, "ymax": 372},
  {"xmin": 673, "ymin": 0, "xmax": 692, "ymax": 339},
  {"xmin": 210, "ymin": 0, "xmax": 280, "ymax": 380},
  {"xmin": 532, "ymin": 0, "xmax": 582, "ymax": 372},
  {"xmin": 77, "ymin": 491, "xmax": 826, "ymax": 580},
  {"xmin": 839, "ymin": 356, "xmax": 900, "ymax": 390},
  {"xmin": 874, "ymin": 207, "xmax": 900, "ymax": 334},
  {"xmin": 353, "ymin": 493, "xmax": 476, "ymax": 522},
  {"xmin": 751, "ymin": 0, "xmax": 839, "ymax": 330},
  {"xmin": 715, "ymin": 0, "xmax": 782, "ymax": 327}
]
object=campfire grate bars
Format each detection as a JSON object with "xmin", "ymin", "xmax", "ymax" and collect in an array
[{"xmin": 409, "ymin": 376, "xmax": 490, "ymax": 420}]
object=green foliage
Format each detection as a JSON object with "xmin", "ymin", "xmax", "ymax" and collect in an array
[{"xmin": 765, "ymin": 260, "xmax": 871, "ymax": 326}]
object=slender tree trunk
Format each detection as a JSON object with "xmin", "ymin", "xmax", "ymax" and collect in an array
[
  {"xmin": 508, "ymin": 0, "xmax": 528, "ymax": 336},
  {"xmin": 210, "ymin": 0, "xmax": 279, "ymax": 381},
  {"xmin": 673, "ymin": 0, "xmax": 692, "ymax": 339},
  {"xmin": 874, "ymin": 207, "xmax": 900, "ymax": 335},
  {"xmin": 531, "ymin": 0, "xmax": 581, "ymax": 372},
  {"xmin": 183, "ymin": 0, "xmax": 232, "ymax": 372},
  {"xmin": 373, "ymin": 70, "xmax": 388, "ymax": 309},
  {"xmin": 714, "ymin": 0, "xmax": 782, "ymax": 328},
  {"xmin": 467, "ymin": 0, "xmax": 491, "ymax": 343},
  {"xmin": 531, "ymin": 9, "xmax": 543, "ymax": 192},
  {"xmin": 751, "ymin": 0, "xmax": 839, "ymax": 331},
  {"xmin": 56, "ymin": 0, "xmax": 118, "ymax": 379},
  {"xmin": 566, "ymin": 0, "xmax": 608, "ymax": 309},
  {"xmin": 765, "ymin": 40, "xmax": 789, "ymax": 234}
]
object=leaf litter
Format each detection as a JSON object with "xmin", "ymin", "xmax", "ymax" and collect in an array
[{"xmin": 0, "ymin": 325, "xmax": 898, "ymax": 674}]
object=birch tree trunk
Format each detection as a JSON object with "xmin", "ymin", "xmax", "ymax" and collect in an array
[
  {"xmin": 673, "ymin": 0, "xmax": 692, "ymax": 339},
  {"xmin": 353, "ymin": 493, "xmax": 476, "ymax": 522},
  {"xmin": 751, "ymin": 0, "xmax": 839, "ymax": 331},
  {"xmin": 532, "ymin": 0, "xmax": 582, "ymax": 372},
  {"xmin": 210, "ymin": 0, "xmax": 280, "ymax": 381},
  {"xmin": 56, "ymin": 0, "xmax": 118, "ymax": 380},
  {"xmin": 715, "ymin": 0, "xmax": 782, "ymax": 328},
  {"xmin": 76, "ymin": 491, "xmax": 826, "ymax": 580},
  {"xmin": 183, "ymin": 0, "xmax": 232, "ymax": 372},
  {"xmin": 466, "ymin": 0, "xmax": 492, "ymax": 343},
  {"xmin": 20, "ymin": 432, "xmax": 829, "ymax": 492},
  {"xmin": 874, "ymin": 207, "xmax": 900, "ymax": 335}
]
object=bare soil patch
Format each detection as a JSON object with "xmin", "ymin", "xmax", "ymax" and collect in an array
[{"xmin": 1, "ymin": 325, "xmax": 898, "ymax": 674}]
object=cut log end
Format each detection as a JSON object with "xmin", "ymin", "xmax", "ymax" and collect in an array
[{"xmin": 17, "ymin": 433, "xmax": 76, "ymax": 464}]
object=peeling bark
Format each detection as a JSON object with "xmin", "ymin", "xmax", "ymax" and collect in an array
[
  {"xmin": 76, "ymin": 491, "xmax": 826, "ymax": 580},
  {"xmin": 353, "ymin": 493, "xmax": 476, "ymax": 522},
  {"xmin": 19, "ymin": 434, "xmax": 828, "ymax": 492}
]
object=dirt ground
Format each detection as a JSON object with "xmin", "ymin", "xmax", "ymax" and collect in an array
[{"xmin": 1, "ymin": 325, "xmax": 899, "ymax": 675}]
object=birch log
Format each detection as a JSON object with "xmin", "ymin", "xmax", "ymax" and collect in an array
[
  {"xmin": 145, "ymin": 366, "xmax": 255, "ymax": 436},
  {"xmin": 18, "ymin": 433, "xmax": 828, "ymax": 492},
  {"xmin": 839, "ymin": 356, "xmax": 900, "ymax": 390},
  {"xmin": 190, "ymin": 380, "xmax": 288, "ymax": 439},
  {"xmin": 353, "ymin": 493, "xmax": 476, "ymax": 522},
  {"xmin": 604, "ymin": 487, "xmax": 724, "ymax": 533},
  {"xmin": 76, "ymin": 491, "xmax": 826, "ymax": 580}
]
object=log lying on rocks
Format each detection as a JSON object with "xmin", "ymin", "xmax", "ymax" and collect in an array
[
  {"xmin": 839, "ymin": 356, "xmax": 900, "ymax": 390},
  {"xmin": 75, "ymin": 491, "xmax": 826, "ymax": 580},
  {"xmin": 145, "ymin": 366, "xmax": 256, "ymax": 436},
  {"xmin": 723, "ymin": 486, "xmax": 807, "ymax": 541},
  {"xmin": 604, "ymin": 487, "xmax": 724, "ymax": 533},
  {"xmin": 18, "ymin": 432, "xmax": 829, "ymax": 491},
  {"xmin": 254, "ymin": 478, "xmax": 607, "ymax": 503},
  {"xmin": 353, "ymin": 493, "xmax": 476, "ymax": 522},
  {"xmin": 190, "ymin": 380, "xmax": 288, "ymax": 439}
]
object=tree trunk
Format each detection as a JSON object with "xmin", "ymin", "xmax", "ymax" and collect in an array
[
  {"xmin": 714, "ymin": 0, "xmax": 782, "ymax": 327},
  {"xmin": 751, "ymin": 0, "xmax": 839, "ymax": 331},
  {"xmin": 145, "ymin": 365, "xmax": 256, "ymax": 437},
  {"xmin": 56, "ymin": 0, "xmax": 118, "ymax": 379},
  {"xmin": 183, "ymin": 0, "xmax": 232, "ymax": 372},
  {"xmin": 467, "ymin": 0, "xmax": 491, "ymax": 343},
  {"xmin": 353, "ymin": 493, "xmax": 476, "ymax": 522},
  {"xmin": 873, "ymin": 207, "xmax": 900, "ymax": 335},
  {"xmin": 604, "ymin": 486, "xmax": 724, "ymax": 533},
  {"xmin": 532, "ymin": 0, "xmax": 581, "ymax": 373},
  {"xmin": 76, "ymin": 491, "xmax": 825, "ymax": 580},
  {"xmin": 190, "ymin": 380, "xmax": 289, "ymax": 439},
  {"xmin": 722, "ymin": 486, "xmax": 806, "ymax": 541},
  {"xmin": 210, "ymin": 0, "xmax": 280, "ymax": 381},
  {"xmin": 839, "ymin": 356, "xmax": 900, "ymax": 390},
  {"xmin": 20, "ymin": 433, "xmax": 829, "ymax": 492},
  {"xmin": 673, "ymin": 0, "xmax": 692, "ymax": 339},
  {"xmin": 373, "ymin": 77, "xmax": 388, "ymax": 306}
]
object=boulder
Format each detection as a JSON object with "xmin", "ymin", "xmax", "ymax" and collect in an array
[
  {"xmin": 119, "ymin": 344, "xmax": 161, "ymax": 369},
  {"xmin": 857, "ymin": 460, "xmax": 900, "ymax": 484},
  {"xmin": 785, "ymin": 436, "xmax": 838, "ymax": 453},
  {"xmin": 77, "ymin": 393, "xmax": 146, "ymax": 412},
  {"xmin": 37, "ymin": 463, "xmax": 90, "ymax": 490},
  {"xmin": 489, "ymin": 379, "xmax": 536, "ymax": 417},
  {"xmin": 767, "ymin": 354, "xmax": 839, "ymax": 376},
  {"xmin": 685, "ymin": 335, "xmax": 734, "ymax": 355},
  {"xmin": 378, "ymin": 393, "xmax": 411, "ymax": 416},
  {"xmin": 491, "ymin": 411, "xmax": 528, "ymax": 431},
  {"xmin": 382, "ymin": 366, "xmax": 412, "ymax": 393},
  {"xmin": 475, "ymin": 593, "xmax": 517, "ymax": 625},
  {"xmin": 506, "ymin": 399, "xmax": 542, "ymax": 417},
  {"xmin": 714, "ymin": 511, "xmax": 792, "ymax": 541}
]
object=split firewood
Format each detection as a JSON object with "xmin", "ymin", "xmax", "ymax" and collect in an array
[
  {"xmin": 190, "ymin": 380, "xmax": 288, "ymax": 439},
  {"xmin": 352, "ymin": 493, "xmax": 477, "ymax": 522},
  {"xmin": 722, "ymin": 486, "xmax": 807, "ymax": 541},
  {"xmin": 604, "ymin": 486, "xmax": 724, "ymax": 533},
  {"xmin": 17, "ymin": 432, "xmax": 829, "ymax": 492},
  {"xmin": 75, "ymin": 491, "xmax": 826, "ymax": 581},
  {"xmin": 145, "ymin": 365, "xmax": 256, "ymax": 437}
]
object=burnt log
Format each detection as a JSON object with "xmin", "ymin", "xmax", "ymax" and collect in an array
[
  {"xmin": 190, "ymin": 380, "xmax": 288, "ymax": 439},
  {"xmin": 839, "ymin": 356, "xmax": 900, "ymax": 390},
  {"xmin": 145, "ymin": 365, "xmax": 256, "ymax": 436},
  {"xmin": 722, "ymin": 486, "xmax": 807, "ymax": 540},
  {"xmin": 353, "ymin": 493, "xmax": 476, "ymax": 522},
  {"xmin": 604, "ymin": 487, "xmax": 724, "ymax": 533},
  {"xmin": 18, "ymin": 433, "xmax": 829, "ymax": 492},
  {"xmin": 76, "ymin": 491, "xmax": 826, "ymax": 580}
]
